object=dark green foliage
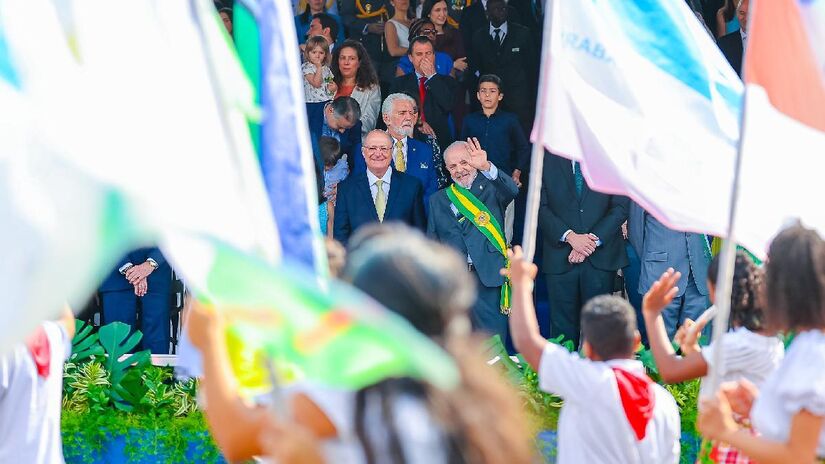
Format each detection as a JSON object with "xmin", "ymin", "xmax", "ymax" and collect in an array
[{"xmin": 62, "ymin": 322, "xmax": 221, "ymax": 463}]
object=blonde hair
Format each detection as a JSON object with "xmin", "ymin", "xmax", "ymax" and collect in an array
[{"xmin": 304, "ymin": 35, "xmax": 331, "ymax": 65}]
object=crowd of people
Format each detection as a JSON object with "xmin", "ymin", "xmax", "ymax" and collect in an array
[{"xmin": 7, "ymin": 0, "xmax": 824, "ymax": 463}]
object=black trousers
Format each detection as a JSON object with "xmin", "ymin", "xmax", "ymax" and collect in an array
[{"xmin": 546, "ymin": 262, "xmax": 616, "ymax": 349}]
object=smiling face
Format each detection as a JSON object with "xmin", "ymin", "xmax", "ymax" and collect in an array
[
  {"xmin": 409, "ymin": 40, "xmax": 435, "ymax": 75},
  {"xmin": 362, "ymin": 131, "xmax": 393, "ymax": 176},
  {"xmin": 337, "ymin": 46, "xmax": 360, "ymax": 80},
  {"xmin": 737, "ymin": 0, "xmax": 749, "ymax": 33},
  {"xmin": 444, "ymin": 144, "xmax": 476, "ymax": 188},
  {"xmin": 428, "ymin": 0, "xmax": 449, "ymax": 27},
  {"xmin": 383, "ymin": 99, "xmax": 417, "ymax": 139}
]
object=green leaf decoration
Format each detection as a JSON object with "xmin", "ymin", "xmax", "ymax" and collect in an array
[
  {"xmin": 97, "ymin": 322, "xmax": 151, "ymax": 409},
  {"xmin": 71, "ymin": 320, "xmax": 105, "ymax": 363},
  {"xmin": 482, "ymin": 335, "xmax": 523, "ymax": 384}
]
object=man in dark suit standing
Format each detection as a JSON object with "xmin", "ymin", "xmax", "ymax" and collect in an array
[
  {"xmin": 354, "ymin": 93, "xmax": 438, "ymax": 204},
  {"xmin": 99, "ymin": 247, "xmax": 173, "ymax": 354},
  {"xmin": 538, "ymin": 154, "xmax": 629, "ymax": 348},
  {"xmin": 468, "ymin": 0, "xmax": 538, "ymax": 134},
  {"xmin": 427, "ymin": 138, "xmax": 518, "ymax": 341},
  {"xmin": 717, "ymin": 0, "xmax": 748, "ymax": 76},
  {"xmin": 390, "ymin": 36, "xmax": 457, "ymax": 152},
  {"xmin": 334, "ymin": 130, "xmax": 426, "ymax": 245}
]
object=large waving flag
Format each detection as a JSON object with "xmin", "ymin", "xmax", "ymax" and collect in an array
[
  {"xmin": 733, "ymin": 0, "xmax": 825, "ymax": 254},
  {"xmin": 533, "ymin": 0, "xmax": 743, "ymax": 238},
  {"xmin": 235, "ymin": 0, "xmax": 327, "ymax": 273},
  {"xmin": 0, "ymin": 0, "xmax": 279, "ymax": 349},
  {"xmin": 168, "ymin": 234, "xmax": 459, "ymax": 391}
]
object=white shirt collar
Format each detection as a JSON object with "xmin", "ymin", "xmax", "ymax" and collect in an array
[
  {"xmin": 490, "ymin": 22, "xmax": 508, "ymax": 37},
  {"xmin": 366, "ymin": 168, "xmax": 392, "ymax": 186},
  {"xmin": 740, "ymin": 27, "xmax": 747, "ymax": 47}
]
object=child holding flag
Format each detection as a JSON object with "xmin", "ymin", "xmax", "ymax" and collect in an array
[
  {"xmin": 506, "ymin": 246, "xmax": 681, "ymax": 463},
  {"xmin": 699, "ymin": 225, "xmax": 825, "ymax": 463},
  {"xmin": 642, "ymin": 251, "xmax": 784, "ymax": 463}
]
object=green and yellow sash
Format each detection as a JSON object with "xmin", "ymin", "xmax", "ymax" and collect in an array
[{"xmin": 446, "ymin": 183, "xmax": 511, "ymax": 314}]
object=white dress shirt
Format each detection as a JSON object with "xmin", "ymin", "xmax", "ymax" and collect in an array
[
  {"xmin": 538, "ymin": 343, "xmax": 681, "ymax": 464},
  {"xmin": 366, "ymin": 168, "xmax": 392, "ymax": 204},
  {"xmin": 699, "ymin": 326, "xmax": 784, "ymax": 398},
  {"xmin": 489, "ymin": 21, "xmax": 508, "ymax": 42}
]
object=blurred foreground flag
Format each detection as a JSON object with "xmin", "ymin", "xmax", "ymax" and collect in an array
[
  {"xmin": 234, "ymin": 0, "xmax": 327, "ymax": 273},
  {"xmin": 168, "ymin": 234, "xmax": 459, "ymax": 391},
  {"xmin": 533, "ymin": 0, "xmax": 743, "ymax": 238},
  {"xmin": 733, "ymin": 0, "xmax": 825, "ymax": 254}
]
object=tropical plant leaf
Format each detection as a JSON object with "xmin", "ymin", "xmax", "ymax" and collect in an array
[
  {"xmin": 482, "ymin": 335, "xmax": 522, "ymax": 384},
  {"xmin": 71, "ymin": 320, "xmax": 105, "ymax": 363},
  {"xmin": 98, "ymin": 322, "xmax": 151, "ymax": 384}
]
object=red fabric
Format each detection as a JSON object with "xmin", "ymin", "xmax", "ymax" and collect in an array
[
  {"xmin": 25, "ymin": 326, "xmax": 51, "ymax": 379},
  {"xmin": 611, "ymin": 367, "xmax": 655, "ymax": 441},
  {"xmin": 336, "ymin": 83, "xmax": 355, "ymax": 98},
  {"xmin": 418, "ymin": 76, "xmax": 427, "ymax": 122}
]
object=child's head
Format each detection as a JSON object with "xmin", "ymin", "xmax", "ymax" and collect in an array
[
  {"xmin": 764, "ymin": 223, "xmax": 825, "ymax": 333},
  {"xmin": 319, "ymin": 136, "xmax": 342, "ymax": 168},
  {"xmin": 580, "ymin": 295, "xmax": 640, "ymax": 361},
  {"xmin": 304, "ymin": 35, "xmax": 331, "ymax": 65},
  {"xmin": 477, "ymin": 74, "xmax": 504, "ymax": 111},
  {"xmin": 706, "ymin": 250, "xmax": 766, "ymax": 332}
]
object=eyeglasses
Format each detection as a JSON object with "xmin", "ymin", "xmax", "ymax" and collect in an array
[
  {"xmin": 364, "ymin": 146, "xmax": 392, "ymax": 153},
  {"xmin": 420, "ymin": 28, "xmax": 436, "ymax": 35}
]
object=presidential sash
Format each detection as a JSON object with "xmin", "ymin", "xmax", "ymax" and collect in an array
[{"xmin": 446, "ymin": 183, "xmax": 511, "ymax": 314}]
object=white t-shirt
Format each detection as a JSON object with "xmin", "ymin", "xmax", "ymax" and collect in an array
[
  {"xmin": 538, "ymin": 343, "xmax": 681, "ymax": 464},
  {"xmin": 699, "ymin": 326, "xmax": 784, "ymax": 398},
  {"xmin": 751, "ymin": 330, "xmax": 825, "ymax": 456},
  {"xmin": 288, "ymin": 381, "xmax": 448, "ymax": 463},
  {"xmin": 0, "ymin": 322, "xmax": 71, "ymax": 464}
]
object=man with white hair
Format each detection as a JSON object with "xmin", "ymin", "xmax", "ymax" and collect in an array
[
  {"xmin": 717, "ymin": 0, "xmax": 748, "ymax": 76},
  {"xmin": 427, "ymin": 138, "xmax": 519, "ymax": 341},
  {"xmin": 355, "ymin": 93, "xmax": 438, "ymax": 204}
]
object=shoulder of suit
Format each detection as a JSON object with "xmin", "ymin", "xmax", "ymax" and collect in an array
[{"xmin": 717, "ymin": 30, "xmax": 740, "ymax": 46}]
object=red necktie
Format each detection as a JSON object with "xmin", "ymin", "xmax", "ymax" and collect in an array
[
  {"xmin": 418, "ymin": 76, "xmax": 427, "ymax": 122},
  {"xmin": 612, "ymin": 367, "xmax": 655, "ymax": 441}
]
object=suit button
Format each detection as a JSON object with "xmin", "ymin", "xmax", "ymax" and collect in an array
[{"xmin": 580, "ymin": 209, "xmax": 584, "ymax": 213}]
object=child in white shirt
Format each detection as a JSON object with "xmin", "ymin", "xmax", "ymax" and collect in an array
[
  {"xmin": 699, "ymin": 225, "xmax": 825, "ymax": 463},
  {"xmin": 507, "ymin": 246, "xmax": 681, "ymax": 464},
  {"xmin": 302, "ymin": 35, "xmax": 336, "ymax": 103},
  {"xmin": 642, "ymin": 250, "xmax": 783, "ymax": 462}
]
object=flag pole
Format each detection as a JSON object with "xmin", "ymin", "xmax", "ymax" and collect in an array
[
  {"xmin": 704, "ymin": 10, "xmax": 754, "ymax": 398},
  {"xmin": 521, "ymin": 143, "xmax": 545, "ymax": 263}
]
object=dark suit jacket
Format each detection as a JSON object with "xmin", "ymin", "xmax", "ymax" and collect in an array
[
  {"xmin": 353, "ymin": 137, "xmax": 438, "ymax": 205},
  {"xmin": 459, "ymin": 2, "xmax": 526, "ymax": 59},
  {"xmin": 389, "ymin": 73, "xmax": 457, "ymax": 151},
  {"xmin": 427, "ymin": 169, "xmax": 518, "ymax": 288},
  {"xmin": 333, "ymin": 168, "xmax": 426, "ymax": 245},
  {"xmin": 538, "ymin": 155, "xmax": 629, "ymax": 275},
  {"xmin": 469, "ymin": 22, "xmax": 538, "ymax": 127},
  {"xmin": 100, "ymin": 247, "xmax": 172, "ymax": 293},
  {"xmin": 306, "ymin": 103, "xmax": 362, "ymax": 171},
  {"xmin": 717, "ymin": 30, "xmax": 743, "ymax": 77}
]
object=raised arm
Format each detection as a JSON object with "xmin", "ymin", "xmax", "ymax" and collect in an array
[{"xmin": 642, "ymin": 268, "xmax": 708, "ymax": 383}]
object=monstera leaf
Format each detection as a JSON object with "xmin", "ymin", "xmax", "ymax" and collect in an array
[
  {"xmin": 98, "ymin": 322, "xmax": 151, "ymax": 410},
  {"xmin": 70, "ymin": 320, "xmax": 105, "ymax": 363}
]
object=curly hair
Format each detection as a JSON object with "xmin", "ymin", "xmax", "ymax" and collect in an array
[
  {"xmin": 764, "ymin": 224, "xmax": 825, "ymax": 332},
  {"xmin": 707, "ymin": 250, "xmax": 766, "ymax": 332},
  {"xmin": 331, "ymin": 39, "xmax": 379, "ymax": 89}
]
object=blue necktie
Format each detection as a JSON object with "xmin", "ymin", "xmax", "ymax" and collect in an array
[{"xmin": 573, "ymin": 161, "xmax": 584, "ymax": 198}]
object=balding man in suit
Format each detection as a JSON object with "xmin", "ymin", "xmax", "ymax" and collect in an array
[{"xmin": 334, "ymin": 130, "xmax": 426, "ymax": 245}]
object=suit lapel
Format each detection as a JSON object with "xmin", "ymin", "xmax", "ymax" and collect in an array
[
  {"xmin": 556, "ymin": 156, "xmax": 577, "ymax": 202},
  {"xmin": 384, "ymin": 169, "xmax": 401, "ymax": 218},
  {"xmin": 358, "ymin": 174, "xmax": 379, "ymax": 221}
]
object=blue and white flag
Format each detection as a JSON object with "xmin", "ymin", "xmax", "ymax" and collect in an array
[
  {"xmin": 533, "ymin": 0, "xmax": 743, "ymax": 237},
  {"xmin": 252, "ymin": 0, "xmax": 327, "ymax": 273}
]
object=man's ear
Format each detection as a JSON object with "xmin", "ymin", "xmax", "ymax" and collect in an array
[
  {"xmin": 382, "ymin": 112, "xmax": 391, "ymax": 126},
  {"xmin": 582, "ymin": 340, "xmax": 597, "ymax": 360}
]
